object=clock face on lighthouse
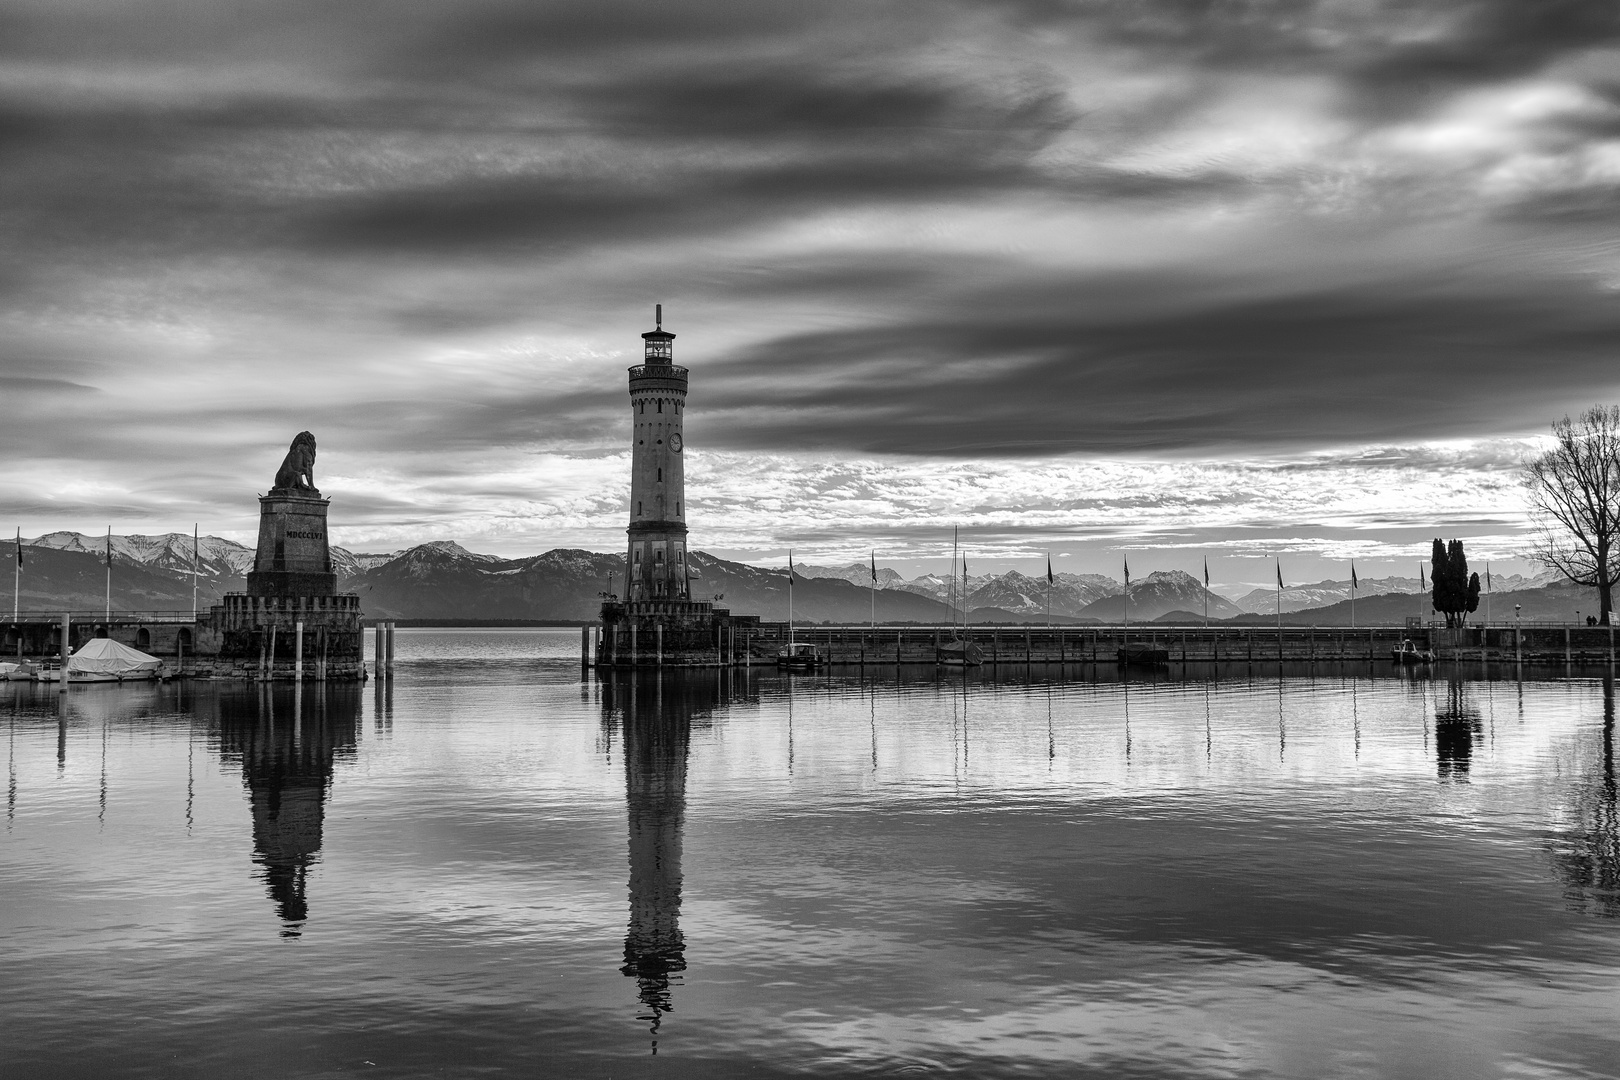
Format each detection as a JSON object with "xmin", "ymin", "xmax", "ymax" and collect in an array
[{"xmin": 669, "ymin": 433, "xmax": 683, "ymax": 452}]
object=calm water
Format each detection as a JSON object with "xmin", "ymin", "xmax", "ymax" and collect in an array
[{"xmin": 3, "ymin": 629, "xmax": 1618, "ymax": 1079}]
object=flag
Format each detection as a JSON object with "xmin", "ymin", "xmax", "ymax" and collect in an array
[
  {"xmin": 1123, "ymin": 556, "xmax": 1130, "ymax": 587},
  {"xmin": 105, "ymin": 527, "xmax": 112, "ymax": 567},
  {"xmin": 1351, "ymin": 561, "xmax": 1358, "ymax": 590},
  {"xmin": 13, "ymin": 527, "xmax": 20, "ymax": 571},
  {"xmin": 788, "ymin": 550, "xmax": 794, "ymax": 578},
  {"xmin": 1277, "ymin": 562, "xmax": 1283, "ymax": 588},
  {"xmin": 1203, "ymin": 557, "xmax": 1209, "ymax": 588},
  {"xmin": 962, "ymin": 555, "xmax": 967, "ymax": 579},
  {"xmin": 1046, "ymin": 554, "xmax": 1054, "ymax": 586},
  {"xmin": 1420, "ymin": 564, "xmax": 1426, "ymax": 591},
  {"xmin": 870, "ymin": 551, "xmax": 877, "ymax": 583},
  {"xmin": 1486, "ymin": 563, "xmax": 1492, "ymax": 591}
]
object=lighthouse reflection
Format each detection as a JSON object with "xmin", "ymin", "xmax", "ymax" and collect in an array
[
  {"xmin": 212, "ymin": 685, "xmax": 360, "ymax": 937},
  {"xmin": 601, "ymin": 670, "xmax": 733, "ymax": 1048}
]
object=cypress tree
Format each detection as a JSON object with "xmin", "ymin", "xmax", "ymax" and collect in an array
[{"xmin": 1429, "ymin": 538, "xmax": 1478, "ymax": 628}]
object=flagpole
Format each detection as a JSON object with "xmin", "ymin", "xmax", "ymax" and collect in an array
[
  {"xmin": 105, "ymin": 525, "xmax": 112, "ymax": 621},
  {"xmin": 870, "ymin": 549, "xmax": 877, "ymax": 633},
  {"xmin": 1350, "ymin": 560, "xmax": 1356, "ymax": 630},
  {"xmin": 1203, "ymin": 557, "xmax": 1209, "ymax": 628},
  {"xmin": 192, "ymin": 523, "xmax": 199, "ymax": 621},
  {"xmin": 1485, "ymin": 562, "xmax": 1492, "ymax": 627},
  {"xmin": 13, "ymin": 526, "xmax": 20, "ymax": 621},
  {"xmin": 1046, "ymin": 553, "xmax": 1052, "ymax": 630},
  {"xmin": 1276, "ymin": 562, "xmax": 1282, "ymax": 638},
  {"xmin": 1123, "ymin": 557, "xmax": 1130, "ymax": 632},
  {"xmin": 787, "ymin": 549, "xmax": 795, "ymax": 646}
]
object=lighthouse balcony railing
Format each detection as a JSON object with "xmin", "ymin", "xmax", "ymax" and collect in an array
[{"xmin": 627, "ymin": 364, "xmax": 689, "ymax": 387}]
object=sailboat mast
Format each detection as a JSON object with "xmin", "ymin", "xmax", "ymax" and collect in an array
[{"xmin": 951, "ymin": 527, "xmax": 958, "ymax": 634}]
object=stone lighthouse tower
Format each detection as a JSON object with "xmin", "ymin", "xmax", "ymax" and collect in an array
[
  {"xmin": 626, "ymin": 305, "xmax": 690, "ymax": 602},
  {"xmin": 595, "ymin": 307, "xmax": 758, "ymax": 667}
]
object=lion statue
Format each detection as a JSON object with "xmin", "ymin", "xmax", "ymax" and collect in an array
[{"xmin": 273, "ymin": 431, "xmax": 318, "ymax": 492}]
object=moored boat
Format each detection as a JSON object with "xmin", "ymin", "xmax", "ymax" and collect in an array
[
  {"xmin": 936, "ymin": 637, "xmax": 984, "ymax": 667},
  {"xmin": 1391, "ymin": 639, "xmax": 1435, "ymax": 664},
  {"xmin": 776, "ymin": 642, "xmax": 822, "ymax": 671},
  {"xmin": 35, "ymin": 638, "xmax": 167, "ymax": 683},
  {"xmin": 1117, "ymin": 643, "xmax": 1170, "ymax": 665}
]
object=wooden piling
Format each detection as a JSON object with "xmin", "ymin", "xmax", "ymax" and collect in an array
[{"xmin": 58, "ymin": 613, "xmax": 70, "ymax": 692}]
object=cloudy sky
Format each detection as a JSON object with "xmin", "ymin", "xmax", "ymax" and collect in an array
[{"xmin": 3, "ymin": 0, "xmax": 1618, "ymax": 589}]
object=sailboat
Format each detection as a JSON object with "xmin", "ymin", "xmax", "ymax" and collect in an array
[
  {"xmin": 937, "ymin": 529, "xmax": 984, "ymax": 667},
  {"xmin": 776, "ymin": 550, "xmax": 822, "ymax": 671}
]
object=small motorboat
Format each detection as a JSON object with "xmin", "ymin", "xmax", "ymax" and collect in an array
[
  {"xmin": 35, "ymin": 638, "xmax": 168, "ymax": 683},
  {"xmin": 936, "ymin": 637, "xmax": 985, "ymax": 667},
  {"xmin": 1391, "ymin": 639, "xmax": 1435, "ymax": 665},
  {"xmin": 1117, "ymin": 643, "xmax": 1170, "ymax": 665},
  {"xmin": 0, "ymin": 660, "xmax": 39, "ymax": 681},
  {"xmin": 776, "ymin": 642, "xmax": 823, "ymax": 671}
]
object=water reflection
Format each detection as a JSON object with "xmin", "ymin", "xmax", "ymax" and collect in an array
[
  {"xmin": 1551, "ymin": 676, "xmax": 1620, "ymax": 917},
  {"xmin": 1435, "ymin": 679, "xmax": 1484, "ymax": 781},
  {"xmin": 601, "ymin": 671, "xmax": 732, "ymax": 1050},
  {"xmin": 211, "ymin": 685, "xmax": 360, "ymax": 936}
]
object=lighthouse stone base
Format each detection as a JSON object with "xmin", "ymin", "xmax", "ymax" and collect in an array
[{"xmin": 596, "ymin": 600, "xmax": 761, "ymax": 667}]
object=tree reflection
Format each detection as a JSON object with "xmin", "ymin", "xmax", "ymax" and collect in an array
[
  {"xmin": 1551, "ymin": 677, "xmax": 1620, "ymax": 917},
  {"xmin": 600, "ymin": 671, "xmax": 729, "ymax": 1050},
  {"xmin": 1434, "ymin": 678, "xmax": 1483, "ymax": 781},
  {"xmin": 212, "ymin": 685, "xmax": 360, "ymax": 936}
]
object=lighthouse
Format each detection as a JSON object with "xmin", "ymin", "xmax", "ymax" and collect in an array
[
  {"xmin": 596, "ymin": 308, "xmax": 757, "ymax": 668},
  {"xmin": 626, "ymin": 305, "xmax": 689, "ymax": 602}
]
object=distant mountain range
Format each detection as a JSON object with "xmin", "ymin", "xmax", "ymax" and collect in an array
[
  {"xmin": 1230, "ymin": 572, "xmax": 1555, "ymax": 614},
  {"xmin": 1, "ymin": 533, "xmax": 1596, "ymax": 626}
]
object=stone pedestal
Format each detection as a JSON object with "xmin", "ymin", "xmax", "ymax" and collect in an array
[{"xmin": 247, "ymin": 490, "xmax": 335, "ymax": 597}]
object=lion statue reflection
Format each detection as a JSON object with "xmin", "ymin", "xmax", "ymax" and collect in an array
[{"xmin": 273, "ymin": 431, "xmax": 318, "ymax": 492}]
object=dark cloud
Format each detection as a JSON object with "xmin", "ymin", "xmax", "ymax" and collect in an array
[{"xmin": 694, "ymin": 265, "xmax": 1620, "ymax": 455}]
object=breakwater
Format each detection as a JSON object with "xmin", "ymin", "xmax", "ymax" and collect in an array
[{"xmin": 586, "ymin": 622, "xmax": 1620, "ymax": 667}]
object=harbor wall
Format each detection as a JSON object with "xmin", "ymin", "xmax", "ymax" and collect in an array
[{"xmin": 587, "ymin": 621, "xmax": 1620, "ymax": 667}]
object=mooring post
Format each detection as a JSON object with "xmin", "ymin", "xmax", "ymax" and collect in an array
[
  {"xmin": 295, "ymin": 621, "xmax": 304, "ymax": 682},
  {"xmin": 656, "ymin": 623, "xmax": 664, "ymax": 667},
  {"xmin": 581, "ymin": 624, "xmax": 591, "ymax": 672},
  {"xmin": 1565, "ymin": 626, "xmax": 1572, "ymax": 667},
  {"xmin": 58, "ymin": 613, "xmax": 70, "ymax": 692}
]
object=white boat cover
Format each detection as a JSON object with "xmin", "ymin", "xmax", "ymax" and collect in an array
[
  {"xmin": 0, "ymin": 661, "xmax": 17, "ymax": 676},
  {"xmin": 68, "ymin": 637, "xmax": 163, "ymax": 676}
]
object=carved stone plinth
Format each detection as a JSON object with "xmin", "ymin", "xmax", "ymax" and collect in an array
[{"xmin": 247, "ymin": 491, "xmax": 335, "ymax": 598}]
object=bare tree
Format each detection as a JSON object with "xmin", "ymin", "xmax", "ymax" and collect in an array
[{"xmin": 1525, "ymin": 406, "xmax": 1620, "ymax": 625}]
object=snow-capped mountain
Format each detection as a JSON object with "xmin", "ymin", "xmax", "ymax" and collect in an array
[
  {"xmin": 27, "ymin": 531, "xmax": 255, "ymax": 577},
  {"xmin": 1079, "ymin": 571, "xmax": 1244, "ymax": 622},
  {"xmin": 793, "ymin": 562, "xmax": 907, "ymax": 588}
]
